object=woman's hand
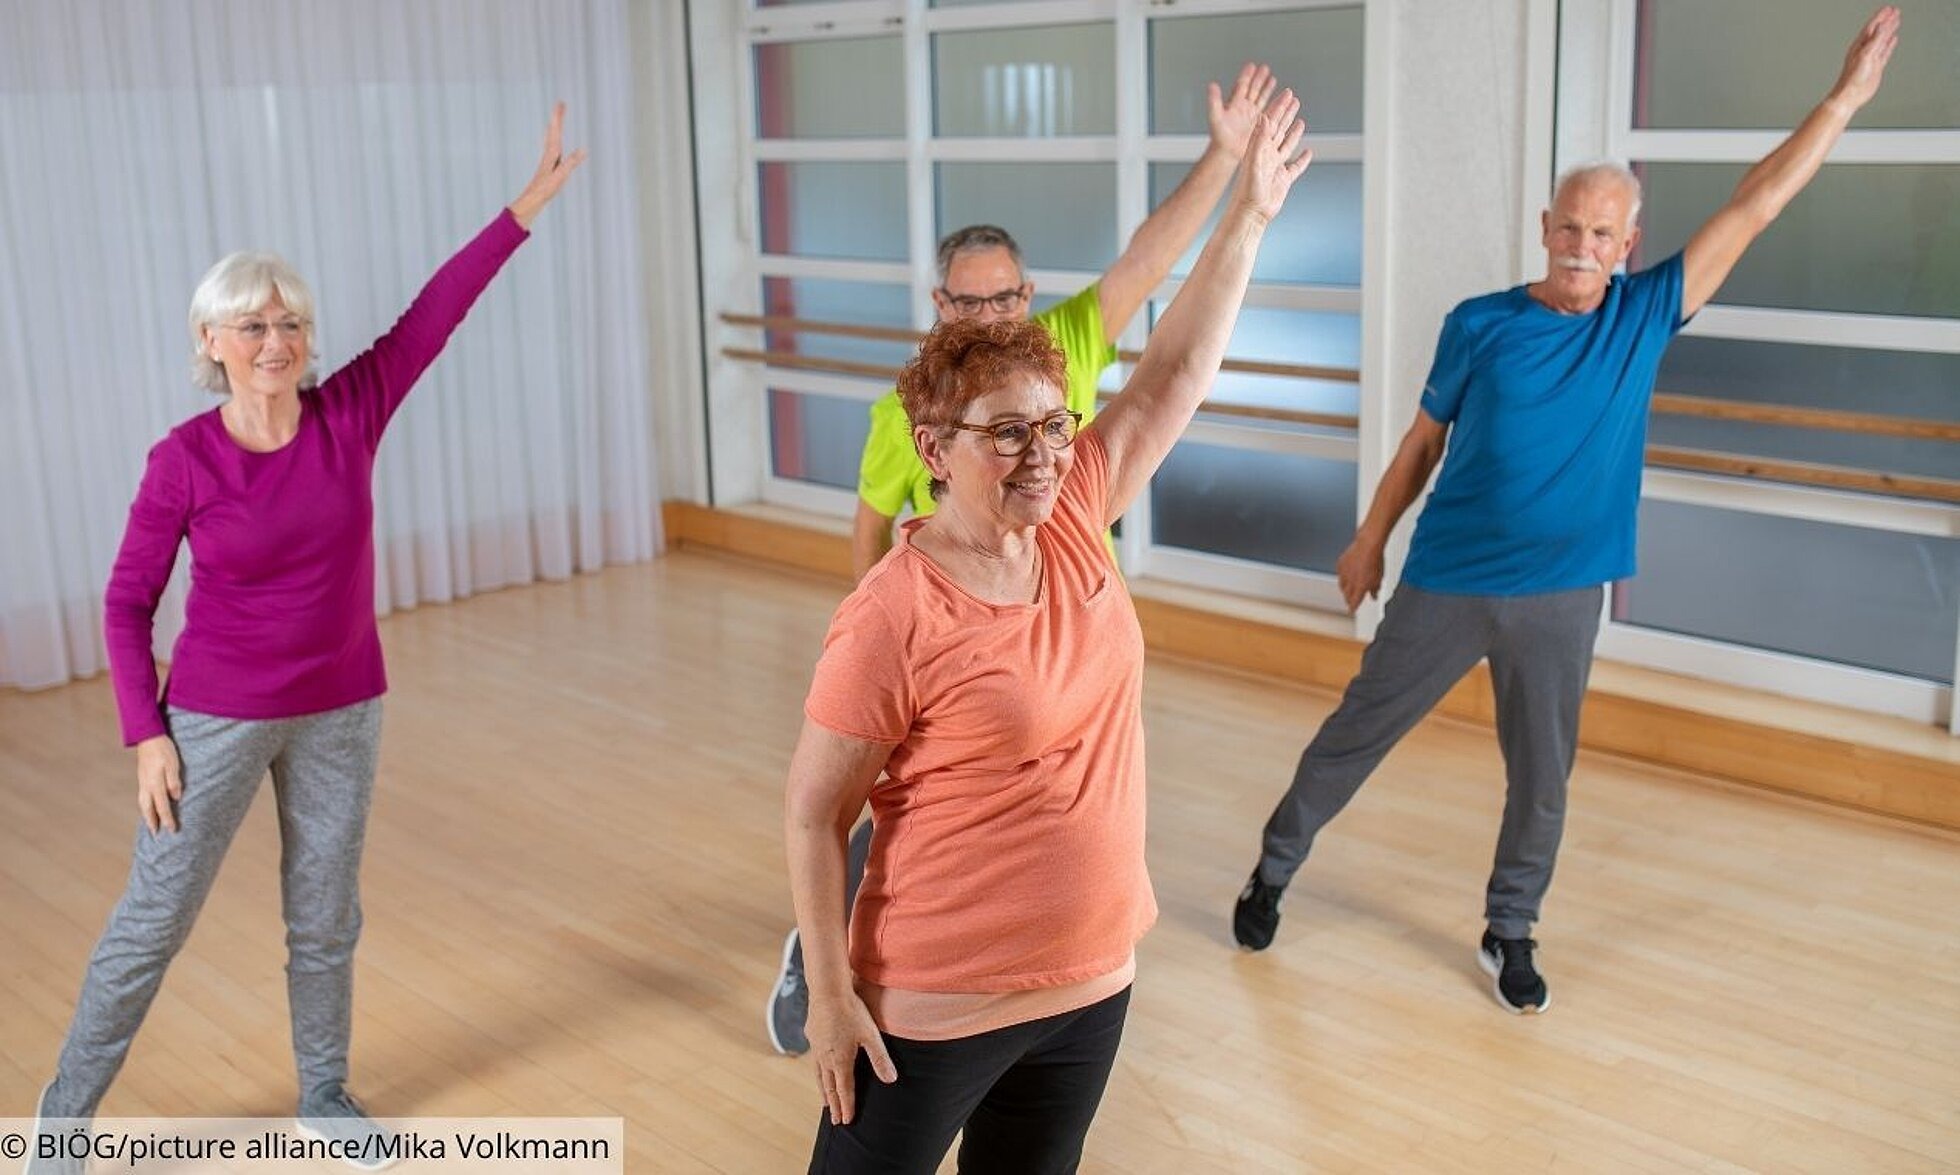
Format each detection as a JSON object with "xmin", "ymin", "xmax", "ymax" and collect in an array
[
  {"xmin": 807, "ymin": 985, "xmax": 896, "ymax": 1126},
  {"xmin": 1231, "ymin": 91, "xmax": 1312, "ymax": 227},
  {"xmin": 508, "ymin": 103, "xmax": 588, "ymax": 230},
  {"xmin": 1207, "ymin": 62, "xmax": 1280, "ymax": 162},
  {"xmin": 134, "ymin": 735, "xmax": 182, "ymax": 834}
]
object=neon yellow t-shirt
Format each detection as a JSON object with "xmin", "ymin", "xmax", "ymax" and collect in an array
[{"xmin": 857, "ymin": 284, "xmax": 1117, "ymax": 519}]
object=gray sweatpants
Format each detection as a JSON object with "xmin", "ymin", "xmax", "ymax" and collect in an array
[
  {"xmin": 45, "ymin": 699, "xmax": 382, "ymax": 1119},
  {"xmin": 1256, "ymin": 583, "xmax": 1602, "ymax": 939}
]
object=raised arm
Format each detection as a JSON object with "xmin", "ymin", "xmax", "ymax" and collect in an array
[
  {"xmin": 1680, "ymin": 6, "xmax": 1898, "ymax": 318},
  {"xmin": 1092, "ymin": 98, "xmax": 1310, "ymax": 521},
  {"xmin": 1335, "ymin": 411, "xmax": 1448, "ymax": 612},
  {"xmin": 509, "ymin": 103, "xmax": 588, "ymax": 230},
  {"xmin": 784, "ymin": 719, "xmax": 898, "ymax": 1126},
  {"xmin": 1096, "ymin": 63, "xmax": 1280, "ymax": 343}
]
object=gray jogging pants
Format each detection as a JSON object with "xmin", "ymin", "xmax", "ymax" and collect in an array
[
  {"xmin": 45, "ymin": 699, "xmax": 381, "ymax": 1118},
  {"xmin": 1256, "ymin": 583, "xmax": 1603, "ymax": 939}
]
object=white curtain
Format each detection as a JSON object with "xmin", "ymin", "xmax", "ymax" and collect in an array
[{"xmin": 0, "ymin": 0, "xmax": 663, "ymax": 691}]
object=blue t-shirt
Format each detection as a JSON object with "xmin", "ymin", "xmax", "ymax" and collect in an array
[{"xmin": 1402, "ymin": 253, "xmax": 1688, "ymax": 596}]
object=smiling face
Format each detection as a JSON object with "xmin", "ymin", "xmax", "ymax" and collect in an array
[
  {"xmin": 1539, "ymin": 176, "xmax": 1641, "ymax": 311},
  {"xmin": 918, "ymin": 372, "xmax": 1075, "ymax": 533},
  {"xmin": 203, "ymin": 293, "xmax": 309, "ymax": 401}
]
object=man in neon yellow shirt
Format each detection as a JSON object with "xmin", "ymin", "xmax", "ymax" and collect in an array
[
  {"xmin": 771, "ymin": 63, "xmax": 1290, "ymax": 1058},
  {"xmin": 850, "ymin": 61, "xmax": 1285, "ymax": 580}
]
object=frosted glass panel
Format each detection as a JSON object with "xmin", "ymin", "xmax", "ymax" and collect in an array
[
  {"xmin": 1151, "ymin": 444, "xmax": 1357, "ymax": 573},
  {"xmin": 760, "ymin": 162, "xmax": 908, "ymax": 261},
  {"xmin": 934, "ymin": 24, "xmax": 1114, "ymax": 137},
  {"xmin": 1635, "ymin": 0, "xmax": 1960, "ymax": 129},
  {"xmin": 1621, "ymin": 501, "xmax": 1959, "ymax": 684},
  {"xmin": 770, "ymin": 390, "xmax": 871, "ymax": 490},
  {"xmin": 1653, "ymin": 336, "xmax": 1960, "ymax": 481},
  {"xmin": 937, "ymin": 163, "xmax": 1117, "ymax": 272},
  {"xmin": 1152, "ymin": 162, "xmax": 1361, "ymax": 285},
  {"xmin": 755, "ymin": 38, "xmax": 904, "ymax": 138},
  {"xmin": 1148, "ymin": 303, "xmax": 1358, "ymax": 416},
  {"xmin": 1634, "ymin": 163, "xmax": 1960, "ymax": 319},
  {"xmin": 762, "ymin": 279, "xmax": 917, "ymax": 368},
  {"xmin": 1150, "ymin": 8, "xmax": 1364, "ymax": 135}
]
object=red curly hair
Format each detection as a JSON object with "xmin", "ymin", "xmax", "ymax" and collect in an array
[{"xmin": 896, "ymin": 318, "xmax": 1067, "ymax": 430}]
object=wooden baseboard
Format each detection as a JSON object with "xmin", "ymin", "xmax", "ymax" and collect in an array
[{"xmin": 663, "ymin": 501, "xmax": 1959, "ymax": 832}]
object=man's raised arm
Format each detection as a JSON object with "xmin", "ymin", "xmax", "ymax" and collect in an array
[{"xmin": 1680, "ymin": 6, "xmax": 1899, "ymax": 318}]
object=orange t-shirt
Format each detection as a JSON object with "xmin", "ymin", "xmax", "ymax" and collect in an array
[{"xmin": 804, "ymin": 428, "xmax": 1157, "ymax": 993}]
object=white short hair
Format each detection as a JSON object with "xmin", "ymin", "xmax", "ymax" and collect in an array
[
  {"xmin": 187, "ymin": 251, "xmax": 320, "ymax": 393},
  {"xmin": 1551, "ymin": 160, "xmax": 1643, "ymax": 231}
]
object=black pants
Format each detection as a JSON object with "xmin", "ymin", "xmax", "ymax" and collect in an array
[{"xmin": 808, "ymin": 987, "xmax": 1131, "ymax": 1175}]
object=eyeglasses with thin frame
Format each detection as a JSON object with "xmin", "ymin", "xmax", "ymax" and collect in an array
[
  {"xmin": 938, "ymin": 286, "xmax": 1028, "ymax": 317},
  {"xmin": 944, "ymin": 411, "xmax": 1082, "ymax": 457},
  {"xmin": 218, "ymin": 317, "xmax": 309, "ymax": 344}
]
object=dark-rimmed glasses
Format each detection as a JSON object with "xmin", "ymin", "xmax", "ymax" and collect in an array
[
  {"xmin": 944, "ymin": 411, "xmax": 1082, "ymax": 457},
  {"xmin": 938, "ymin": 286, "xmax": 1029, "ymax": 317}
]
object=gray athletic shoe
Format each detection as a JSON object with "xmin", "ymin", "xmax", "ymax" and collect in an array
[
  {"xmin": 766, "ymin": 928, "xmax": 810, "ymax": 1056},
  {"xmin": 296, "ymin": 1084, "xmax": 399, "ymax": 1171},
  {"xmin": 24, "ymin": 1081, "xmax": 85, "ymax": 1175},
  {"xmin": 24, "ymin": 1082, "xmax": 85, "ymax": 1175}
]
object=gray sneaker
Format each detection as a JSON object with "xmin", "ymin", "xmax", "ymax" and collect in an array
[
  {"xmin": 765, "ymin": 928, "xmax": 810, "ymax": 1056},
  {"xmin": 24, "ymin": 1082, "xmax": 86, "ymax": 1175},
  {"xmin": 295, "ymin": 1085, "xmax": 399, "ymax": 1172}
]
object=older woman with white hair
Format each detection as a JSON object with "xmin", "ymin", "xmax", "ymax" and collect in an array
[{"xmin": 27, "ymin": 107, "xmax": 584, "ymax": 1174}]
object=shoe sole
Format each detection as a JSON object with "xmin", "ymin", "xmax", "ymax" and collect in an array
[
  {"xmin": 1476, "ymin": 946, "xmax": 1550, "ymax": 1015},
  {"xmin": 765, "ymin": 927, "xmax": 806, "ymax": 1056},
  {"xmin": 294, "ymin": 1117, "xmax": 401, "ymax": 1172}
]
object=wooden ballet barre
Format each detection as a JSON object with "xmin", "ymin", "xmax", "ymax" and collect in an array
[
  {"xmin": 724, "ymin": 316, "xmax": 1960, "ymax": 444},
  {"xmin": 721, "ymin": 312, "xmax": 1363, "ymax": 384},
  {"xmin": 1650, "ymin": 393, "xmax": 1960, "ymax": 442},
  {"xmin": 1645, "ymin": 446, "xmax": 1960, "ymax": 503},
  {"xmin": 719, "ymin": 345, "xmax": 1958, "ymax": 503}
]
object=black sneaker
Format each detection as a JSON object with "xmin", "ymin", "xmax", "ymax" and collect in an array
[
  {"xmin": 765, "ymin": 928, "xmax": 810, "ymax": 1056},
  {"xmin": 1477, "ymin": 930, "xmax": 1550, "ymax": 1014},
  {"xmin": 1232, "ymin": 870, "xmax": 1284, "ymax": 951}
]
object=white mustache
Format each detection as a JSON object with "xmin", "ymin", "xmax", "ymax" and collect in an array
[{"xmin": 1556, "ymin": 256, "xmax": 1602, "ymax": 273}]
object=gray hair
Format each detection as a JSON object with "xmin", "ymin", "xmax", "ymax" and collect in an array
[
  {"xmin": 1551, "ymin": 160, "xmax": 1643, "ymax": 231},
  {"xmin": 935, "ymin": 224, "xmax": 1026, "ymax": 285},
  {"xmin": 187, "ymin": 251, "xmax": 320, "ymax": 394}
]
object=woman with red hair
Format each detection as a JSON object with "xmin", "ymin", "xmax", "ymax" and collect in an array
[{"xmin": 785, "ymin": 99, "xmax": 1313, "ymax": 1174}]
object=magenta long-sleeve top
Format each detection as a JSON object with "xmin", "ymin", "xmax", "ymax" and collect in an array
[{"xmin": 103, "ymin": 211, "xmax": 529, "ymax": 746}]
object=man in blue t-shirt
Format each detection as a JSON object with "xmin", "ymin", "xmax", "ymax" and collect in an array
[{"xmin": 1232, "ymin": 9, "xmax": 1901, "ymax": 1014}]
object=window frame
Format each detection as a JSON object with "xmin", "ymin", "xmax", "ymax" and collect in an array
[{"xmin": 1553, "ymin": 0, "xmax": 1960, "ymax": 729}]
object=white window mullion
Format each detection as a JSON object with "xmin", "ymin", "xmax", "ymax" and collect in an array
[
  {"xmin": 753, "ymin": 370, "xmax": 895, "ymax": 405},
  {"xmin": 1594, "ymin": 623, "xmax": 1950, "ymax": 729},
  {"xmin": 1143, "ymin": 133, "xmax": 1363, "ymax": 165},
  {"xmin": 752, "ymin": 139, "xmax": 908, "ymax": 163},
  {"xmin": 921, "ymin": 0, "xmax": 1115, "ymax": 34},
  {"xmin": 1622, "ymin": 128, "xmax": 1960, "ymax": 164},
  {"xmin": 1354, "ymin": 0, "xmax": 1392, "ymax": 635},
  {"xmin": 1604, "ymin": 0, "xmax": 1637, "ymax": 160},
  {"xmin": 756, "ymin": 256, "xmax": 913, "ymax": 284},
  {"xmin": 904, "ymin": 0, "xmax": 936, "ymax": 329},
  {"xmin": 1685, "ymin": 305, "xmax": 1960, "ymax": 355},
  {"xmin": 762, "ymin": 476, "xmax": 865, "ymax": 518},
  {"xmin": 926, "ymin": 138, "xmax": 1121, "ymax": 163},
  {"xmin": 1114, "ymin": 0, "xmax": 1152, "ymax": 576},
  {"xmin": 746, "ymin": 3, "xmax": 906, "ymax": 43},
  {"xmin": 1640, "ymin": 469, "xmax": 1960, "ymax": 539}
]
